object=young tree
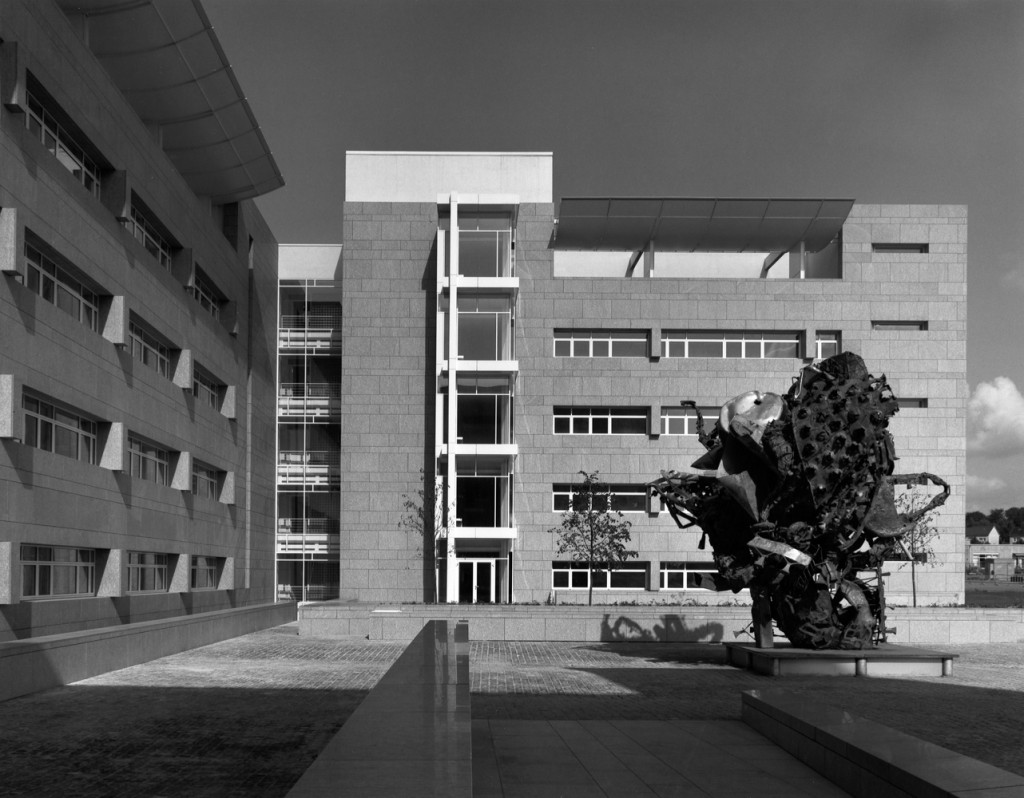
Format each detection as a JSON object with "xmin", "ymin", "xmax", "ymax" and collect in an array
[
  {"xmin": 398, "ymin": 469, "xmax": 452, "ymax": 602},
  {"xmin": 548, "ymin": 471, "xmax": 637, "ymax": 606},
  {"xmin": 896, "ymin": 488, "xmax": 943, "ymax": 607}
]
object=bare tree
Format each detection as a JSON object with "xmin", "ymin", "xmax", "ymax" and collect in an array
[
  {"xmin": 895, "ymin": 487, "xmax": 942, "ymax": 607},
  {"xmin": 548, "ymin": 471, "xmax": 637, "ymax": 606},
  {"xmin": 398, "ymin": 469, "xmax": 452, "ymax": 602}
]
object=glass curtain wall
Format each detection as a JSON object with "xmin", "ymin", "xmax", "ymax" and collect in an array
[{"xmin": 277, "ymin": 279, "xmax": 342, "ymax": 601}]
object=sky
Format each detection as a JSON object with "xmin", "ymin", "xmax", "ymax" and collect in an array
[{"xmin": 203, "ymin": 0, "xmax": 1024, "ymax": 513}]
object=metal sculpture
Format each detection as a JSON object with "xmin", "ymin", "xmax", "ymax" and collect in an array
[{"xmin": 649, "ymin": 352, "xmax": 949, "ymax": 650}]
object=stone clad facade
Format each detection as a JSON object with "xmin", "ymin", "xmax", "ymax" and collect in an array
[
  {"xmin": 338, "ymin": 152, "xmax": 965, "ymax": 608},
  {"xmin": 0, "ymin": 0, "xmax": 280, "ymax": 640}
]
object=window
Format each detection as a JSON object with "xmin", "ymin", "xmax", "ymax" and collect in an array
[
  {"xmin": 553, "ymin": 330, "xmax": 648, "ymax": 358},
  {"xmin": 871, "ymin": 321, "xmax": 928, "ymax": 331},
  {"xmin": 192, "ymin": 462, "xmax": 219, "ymax": 500},
  {"xmin": 192, "ymin": 367, "xmax": 222, "ymax": 409},
  {"xmin": 552, "ymin": 484, "xmax": 649, "ymax": 514},
  {"xmin": 25, "ymin": 79, "xmax": 102, "ymax": 199},
  {"xmin": 661, "ymin": 406, "xmax": 719, "ymax": 436},
  {"xmin": 661, "ymin": 331, "xmax": 800, "ymax": 359},
  {"xmin": 456, "ymin": 295, "xmax": 513, "ymax": 361},
  {"xmin": 457, "ymin": 214, "xmax": 513, "ymax": 278},
  {"xmin": 872, "ymin": 243, "xmax": 929, "ymax": 254},
  {"xmin": 189, "ymin": 267, "xmax": 223, "ymax": 319},
  {"xmin": 898, "ymin": 398, "xmax": 929, "ymax": 409},
  {"xmin": 24, "ymin": 240, "xmax": 100, "ymax": 331},
  {"xmin": 553, "ymin": 407, "xmax": 647, "ymax": 435},
  {"xmin": 128, "ymin": 552, "xmax": 169, "ymax": 592},
  {"xmin": 22, "ymin": 544, "xmax": 96, "ymax": 598},
  {"xmin": 23, "ymin": 395, "xmax": 97, "ymax": 464},
  {"xmin": 129, "ymin": 436, "xmax": 170, "ymax": 485},
  {"xmin": 815, "ymin": 332, "xmax": 841, "ymax": 359},
  {"xmin": 190, "ymin": 555, "xmax": 220, "ymax": 590},
  {"xmin": 552, "ymin": 561, "xmax": 649, "ymax": 591},
  {"xmin": 123, "ymin": 199, "xmax": 173, "ymax": 270},
  {"xmin": 129, "ymin": 320, "xmax": 172, "ymax": 378},
  {"xmin": 659, "ymin": 561, "xmax": 719, "ymax": 591}
]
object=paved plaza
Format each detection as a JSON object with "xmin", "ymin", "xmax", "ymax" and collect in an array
[{"xmin": 1, "ymin": 624, "xmax": 1023, "ymax": 796}]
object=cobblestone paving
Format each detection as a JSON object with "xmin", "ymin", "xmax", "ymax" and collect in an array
[{"xmin": 1, "ymin": 628, "xmax": 1022, "ymax": 797}]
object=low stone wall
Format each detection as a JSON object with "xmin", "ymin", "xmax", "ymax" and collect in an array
[
  {"xmin": 299, "ymin": 601, "xmax": 1024, "ymax": 645},
  {"xmin": 0, "ymin": 601, "xmax": 296, "ymax": 702}
]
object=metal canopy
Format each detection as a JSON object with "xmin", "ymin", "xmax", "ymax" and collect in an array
[
  {"xmin": 56, "ymin": 0, "xmax": 284, "ymax": 203},
  {"xmin": 553, "ymin": 198, "xmax": 854, "ymax": 253}
]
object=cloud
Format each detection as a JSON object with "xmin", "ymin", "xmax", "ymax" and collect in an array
[
  {"xmin": 967, "ymin": 377, "xmax": 1024, "ymax": 457},
  {"xmin": 966, "ymin": 474, "xmax": 1007, "ymax": 494}
]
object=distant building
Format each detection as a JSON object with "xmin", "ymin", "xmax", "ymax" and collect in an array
[
  {"xmin": 337, "ymin": 151, "xmax": 967, "ymax": 607},
  {"xmin": 965, "ymin": 524, "xmax": 1024, "ymax": 579},
  {"xmin": 0, "ymin": 0, "xmax": 282, "ymax": 640}
]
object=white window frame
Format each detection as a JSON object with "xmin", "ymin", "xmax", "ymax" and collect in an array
[
  {"xmin": 23, "ymin": 394, "xmax": 97, "ymax": 464},
  {"xmin": 24, "ymin": 241, "xmax": 100, "ymax": 331},
  {"xmin": 129, "ymin": 321, "xmax": 172, "ymax": 379},
  {"xmin": 192, "ymin": 367, "xmax": 221, "ymax": 409},
  {"xmin": 658, "ymin": 561, "xmax": 722, "ymax": 591},
  {"xmin": 553, "ymin": 330, "xmax": 648, "ymax": 358},
  {"xmin": 124, "ymin": 203, "xmax": 172, "ymax": 270},
  {"xmin": 191, "ymin": 462, "xmax": 219, "ymax": 500},
  {"xmin": 552, "ymin": 483, "xmax": 650, "ymax": 514},
  {"xmin": 660, "ymin": 406, "xmax": 720, "ymax": 436},
  {"xmin": 661, "ymin": 331, "xmax": 801, "ymax": 359},
  {"xmin": 25, "ymin": 86, "xmax": 101, "ymax": 199},
  {"xmin": 551, "ymin": 561, "xmax": 649, "ymax": 591},
  {"xmin": 190, "ymin": 555, "xmax": 220, "ymax": 590},
  {"xmin": 128, "ymin": 436, "xmax": 170, "ymax": 485},
  {"xmin": 553, "ymin": 407, "xmax": 647, "ymax": 435},
  {"xmin": 815, "ymin": 331, "xmax": 841, "ymax": 359},
  {"xmin": 190, "ymin": 267, "xmax": 222, "ymax": 320},
  {"xmin": 127, "ymin": 551, "xmax": 169, "ymax": 593},
  {"xmin": 21, "ymin": 544, "xmax": 96, "ymax": 598}
]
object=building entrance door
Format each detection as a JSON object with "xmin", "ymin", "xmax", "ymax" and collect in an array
[{"xmin": 458, "ymin": 559, "xmax": 495, "ymax": 603}]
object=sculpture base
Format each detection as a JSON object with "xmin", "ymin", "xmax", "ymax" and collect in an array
[{"xmin": 723, "ymin": 641, "xmax": 956, "ymax": 677}]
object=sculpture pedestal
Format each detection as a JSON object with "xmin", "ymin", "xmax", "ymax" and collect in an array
[{"xmin": 723, "ymin": 641, "xmax": 956, "ymax": 677}]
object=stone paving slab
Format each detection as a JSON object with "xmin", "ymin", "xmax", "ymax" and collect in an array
[{"xmin": 0, "ymin": 626, "xmax": 1022, "ymax": 796}]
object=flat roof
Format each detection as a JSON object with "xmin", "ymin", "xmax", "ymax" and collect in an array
[
  {"xmin": 57, "ymin": 0, "xmax": 284, "ymax": 203},
  {"xmin": 553, "ymin": 198, "xmax": 855, "ymax": 253}
]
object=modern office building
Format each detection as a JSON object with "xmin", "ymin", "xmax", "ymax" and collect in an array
[
  {"xmin": 340, "ymin": 151, "xmax": 967, "ymax": 607},
  {"xmin": 0, "ymin": 0, "xmax": 282, "ymax": 641},
  {"xmin": 277, "ymin": 245, "xmax": 343, "ymax": 601}
]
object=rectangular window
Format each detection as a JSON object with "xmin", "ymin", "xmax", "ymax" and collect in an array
[
  {"xmin": 457, "ymin": 214, "xmax": 513, "ymax": 278},
  {"xmin": 872, "ymin": 243, "xmax": 929, "ymax": 254},
  {"xmin": 128, "ymin": 436, "xmax": 170, "ymax": 485},
  {"xmin": 189, "ymin": 266, "xmax": 223, "ymax": 320},
  {"xmin": 21, "ymin": 544, "xmax": 96, "ymax": 598},
  {"xmin": 192, "ymin": 462, "xmax": 219, "ymax": 500},
  {"xmin": 661, "ymin": 331, "xmax": 801, "ymax": 359},
  {"xmin": 457, "ymin": 294, "xmax": 513, "ymax": 361},
  {"xmin": 123, "ymin": 198, "xmax": 173, "ymax": 270},
  {"xmin": 551, "ymin": 561, "xmax": 649, "ymax": 591},
  {"xmin": 129, "ymin": 320, "xmax": 172, "ymax": 379},
  {"xmin": 659, "ymin": 561, "xmax": 719, "ymax": 591},
  {"xmin": 898, "ymin": 398, "xmax": 929, "ymax": 409},
  {"xmin": 24, "ymin": 240, "xmax": 100, "ymax": 331},
  {"xmin": 871, "ymin": 321, "xmax": 928, "ymax": 331},
  {"xmin": 553, "ymin": 407, "xmax": 647, "ymax": 435},
  {"xmin": 815, "ymin": 332, "xmax": 840, "ymax": 359},
  {"xmin": 660, "ymin": 406, "xmax": 720, "ymax": 436},
  {"xmin": 128, "ymin": 551, "xmax": 169, "ymax": 593},
  {"xmin": 552, "ymin": 484, "xmax": 649, "ymax": 514},
  {"xmin": 190, "ymin": 555, "xmax": 220, "ymax": 590},
  {"xmin": 553, "ymin": 330, "xmax": 648, "ymax": 358},
  {"xmin": 25, "ymin": 79, "xmax": 102, "ymax": 199},
  {"xmin": 192, "ymin": 367, "xmax": 222, "ymax": 409},
  {"xmin": 22, "ymin": 394, "xmax": 97, "ymax": 464}
]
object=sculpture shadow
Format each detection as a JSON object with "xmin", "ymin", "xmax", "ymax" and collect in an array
[{"xmin": 599, "ymin": 612, "xmax": 725, "ymax": 643}]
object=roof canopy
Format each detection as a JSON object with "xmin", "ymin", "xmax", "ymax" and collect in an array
[
  {"xmin": 553, "ymin": 198, "xmax": 854, "ymax": 253},
  {"xmin": 57, "ymin": 0, "xmax": 284, "ymax": 203}
]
